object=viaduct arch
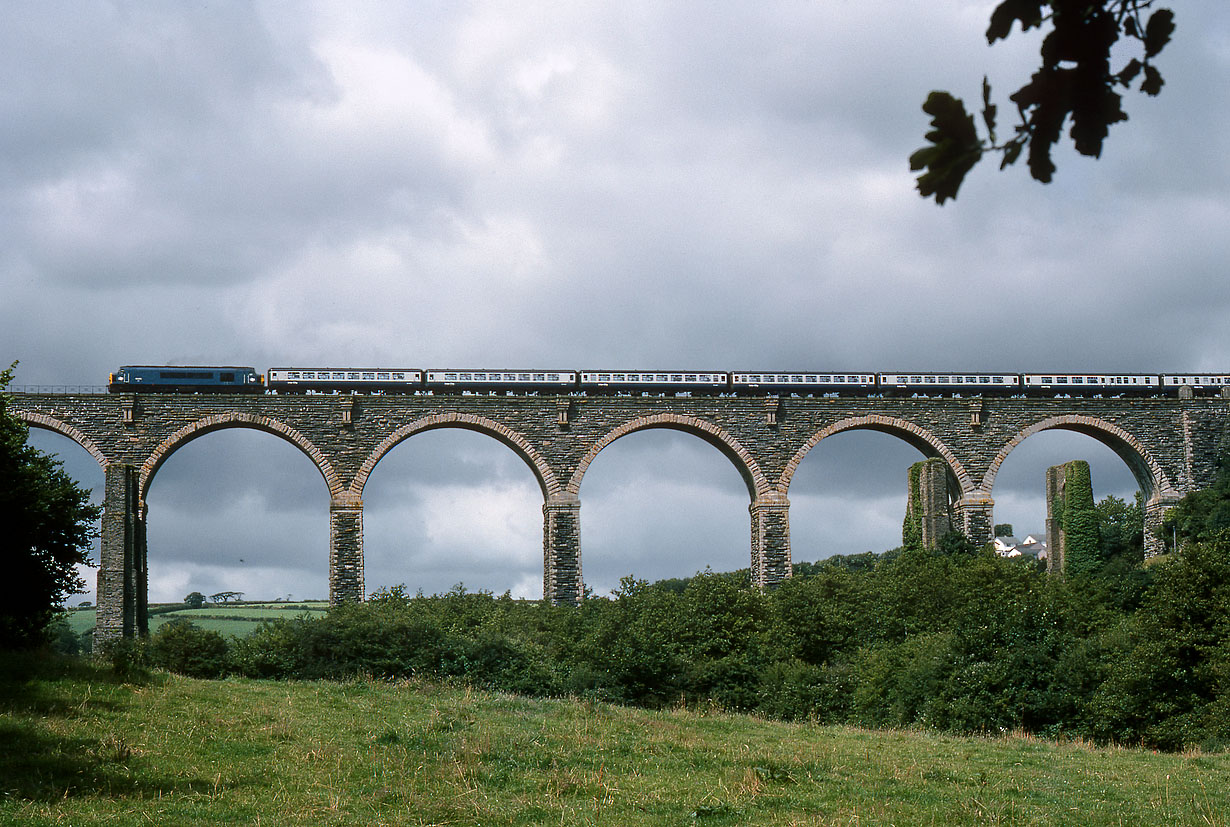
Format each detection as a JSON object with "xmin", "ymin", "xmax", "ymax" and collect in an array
[
  {"xmin": 140, "ymin": 412, "xmax": 345, "ymax": 501},
  {"xmin": 10, "ymin": 391, "xmax": 1228, "ymax": 646},
  {"xmin": 983, "ymin": 415, "xmax": 1176, "ymax": 500}
]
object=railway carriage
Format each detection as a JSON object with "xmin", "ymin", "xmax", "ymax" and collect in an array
[
  {"xmin": 731, "ymin": 372, "xmax": 875, "ymax": 395},
  {"xmin": 579, "ymin": 370, "xmax": 728, "ymax": 394},
  {"xmin": 878, "ymin": 373, "xmax": 1020, "ymax": 396},
  {"xmin": 1022, "ymin": 374, "xmax": 1159, "ymax": 396},
  {"xmin": 425, "ymin": 369, "xmax": 577, "ymax": 393},
  {"xmin": 1161, "ymin": 375, "xmax": 1230, "ymax": 396},
  {"xmin": 267, "ymin": 368, "xmax": 423, "ymax": 393}
]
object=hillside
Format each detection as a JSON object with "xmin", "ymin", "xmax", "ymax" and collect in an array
[{"xmin": 2, "ymin": 654, "xmax": 1227, "ymax": 826}]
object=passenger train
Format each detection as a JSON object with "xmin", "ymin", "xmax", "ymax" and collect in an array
[{"xmin": 107, "ymin": 366, "xmax": 1230, "ymax": 397}]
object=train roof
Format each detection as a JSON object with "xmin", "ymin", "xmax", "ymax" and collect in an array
[{"xmin": 117, "ymin": 365, "xmax": 258, "ymax": 372}]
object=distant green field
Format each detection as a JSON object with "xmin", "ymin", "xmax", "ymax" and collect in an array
[{"xmin": 65, "ymin": 601, "xmax": 330, "ymax": 639}]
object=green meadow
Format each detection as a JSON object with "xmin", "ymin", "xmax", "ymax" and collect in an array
[
  {"xmin": 2, "ymin": 653, "xmax": 1227, "ymax": 827},
  {"xmin": 65, "ymin": 602, "xmax": 331, "ymax": 640}
]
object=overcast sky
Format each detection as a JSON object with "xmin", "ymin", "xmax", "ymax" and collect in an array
[{"xmin": 6, "ymin": 1, "xmax": 1228, "ymax": 604}]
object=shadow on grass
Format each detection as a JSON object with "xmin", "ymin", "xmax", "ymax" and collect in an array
[
  {"xmin": 0, "ymin": 650, "xmax": 211, "ymax": 801},
  {"xmin": 0, "ymin": 720, "xmax": 218, "ymax": 801},
  {"xmin": 0, "ymin": 650, "xmax": 162, "ymax": 716}
]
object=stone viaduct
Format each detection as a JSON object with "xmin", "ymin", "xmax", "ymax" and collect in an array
[{"xmin": 10, "ymin": 391, "xmax": 1230, "ymax": 645}]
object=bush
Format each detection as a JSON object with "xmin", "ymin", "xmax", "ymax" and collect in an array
[
  {"xmin": 228, "ymin": 619, "xmax": 307, "ymax": 679},
  {"xmin": 1088, "ymin": 534, "xmax": 1230, "ymax": 749},
  {"xmin": 756, "ymin": 659, "xmax": 854, "ymax": 722},
  {"xmin": 148, "ymin": 620, "xmax": 229, "ymax": 678},
  {"xmin": 101, "ymin": 637, "xmax": 149, "ymax": 683},
  {"xmin": 44, "ymin": 615, "xmax": 81, "ymax": 655}
]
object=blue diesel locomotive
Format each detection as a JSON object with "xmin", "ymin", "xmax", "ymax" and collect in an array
[{"xmin": 108, "ymin": 366, "xmax": 264, "ymax": 393}]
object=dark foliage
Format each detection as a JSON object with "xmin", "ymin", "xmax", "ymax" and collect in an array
[
  {"xmin": 147, "ymin": 620, "xmax": 229, "ymax": 679},
  {"xmin": 912, "ymin": 1, "xmax": 1175, "ymax": 202},
  {"xmin": 1162, "ymin": 462, "xmax": 1230, "ymax": 547},
  {"xmin": 0, "ymin": 364, "xmax": 101, "ymax": 649},
  {"xmin": 1090, "ymin": 533, "xmax": 1230, "ymax": 750},
  {"xmin": 1060, "ymin": 461, "xmax": 1104, "ymax": 577}
]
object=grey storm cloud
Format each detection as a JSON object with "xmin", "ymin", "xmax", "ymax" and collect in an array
[{"xmin": 8, "ymin": 1, "xmax": 1230, "ymax": 602}]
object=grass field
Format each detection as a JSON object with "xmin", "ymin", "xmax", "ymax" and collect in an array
[
  {"xmin": 1, "ymin": 653, "xmax": 1227, "ymax": 826},
  {"xmin": 64, "ymin": 602, "xmax": 330, "ymax": 640}
]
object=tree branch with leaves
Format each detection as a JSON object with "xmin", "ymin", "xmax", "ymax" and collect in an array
[
  {"xmin": 911, "ymin": 0, "xmax": 1175, "ymax": 204},
  {"xmin": 0, "ymin": 362, "xmax": 100, "ymax": 648}
]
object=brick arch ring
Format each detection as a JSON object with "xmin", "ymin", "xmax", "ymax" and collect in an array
[
  {"xmin": 17, "ymin": 411, "xmax": 109, "ymax": 469},
  {"xmin": 566, "ymin": 413, "xmax": 771, "ymax": 500},
  {"xmin": 981, "ymin": 414, "xmax": 1177, "ymax": 501},
  {"xmin": 140, "ymin": 413, "xmax": 344, "ymax": 502},
  {"xmin": 777, "ymin": 415, "xmax": 973, "ymax": 497},
  {"xmin": 350, "ymin": 413, "xmax": 562, "ymax": 500}
]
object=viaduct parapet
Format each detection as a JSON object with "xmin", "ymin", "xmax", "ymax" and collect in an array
[{"xmin": 11, "ymin": 392, "xmax": 1229, "ymax": 645}]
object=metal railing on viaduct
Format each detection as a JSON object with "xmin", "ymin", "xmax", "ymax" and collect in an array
[{"xmin": 11, "ymin": 391, "xmax": 1230, "ymax": 645}]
